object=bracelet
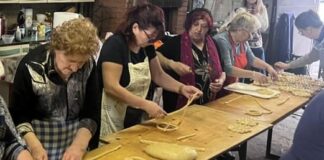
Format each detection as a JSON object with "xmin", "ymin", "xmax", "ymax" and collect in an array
[{"xmin": 178, "ymin": 85, "xmax": 184, "ymax": 94}]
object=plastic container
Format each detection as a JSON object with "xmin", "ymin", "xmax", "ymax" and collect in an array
[
  {"xmin": 36, "ymin": 14, "xmax": 46, "ymax": 23},
  {"xmin": 15, "ymin": 26, "xmax": 21, "ymax": 41},
  {"xmin": 0, "ymin": 14, "xmax": 7, "ymax": 39},
  {"xmin": 2, "ymin": 34, "xmax": 14, "ymax": 44}
]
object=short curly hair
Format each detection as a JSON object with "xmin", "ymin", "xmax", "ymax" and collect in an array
[{"xmin": 50, "ymin": 18, "xmax": 99, "ymax": 56}]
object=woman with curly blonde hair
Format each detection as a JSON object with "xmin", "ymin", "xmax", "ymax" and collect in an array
[{"xmin": 10, "ymin": 18, "xmax": 101, "ymax": 160}]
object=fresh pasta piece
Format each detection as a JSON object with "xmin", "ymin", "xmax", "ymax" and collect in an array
[
  {"xmin": 256, "ymin": 88, "xmax": 274, "ymax": 95},
  {"xmin": 227, "ymin": 124, "xmax": 251, "ymax": 134},
  {"xmin": 236, "ymin": 117, "xmax": 259, "ymax": 127},
  {"xmin": 291, "ymin": 89, "xmax": 312, "ymax": 97},
  {"xmin": 245, "ymin": 110, "xmax": 263, "ymax": 116},
  {"xmin": 156, "ymin": 122, "xmax": 179, "ymax": 132}
]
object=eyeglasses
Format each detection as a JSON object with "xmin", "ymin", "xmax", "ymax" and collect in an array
[
  {"xmin": 298, "ymin": 29, "xmax": 306, "ymax": 35},
  {"xmin": 143, "ymin": 30, "xmax": 156, "ymax": 43}
]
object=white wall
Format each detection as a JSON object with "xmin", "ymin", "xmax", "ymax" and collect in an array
[
  {"xmin": 277, "ymin": 0, "xmax": 319, "ymax": 57},
  {"xmin": 204, "ymin": 0, "xmax": 243, "ymax": 24},
  {"xmin": 275, "ymin": 0, "xmax": 320, "ymax": 78}
]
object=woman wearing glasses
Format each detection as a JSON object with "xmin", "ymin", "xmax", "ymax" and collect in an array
[
  {"xmin": 214, "ymin": 11, "xmax": 277, "ymax": 86},
  {"xmin": 97, "ymin": 3, "xmax": 202, "ymax": 137},
  {"xmin": 274, "ymin": 10, "xmax": 324, "ymax": 79},
  {"xmin": 156, "ymin": 8, "xmax": 225, "ymax": 113}
]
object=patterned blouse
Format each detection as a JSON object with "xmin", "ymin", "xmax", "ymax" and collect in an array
[{"xmin": 0, "ymin": 96, "xmax": 26, "ymax": 160}]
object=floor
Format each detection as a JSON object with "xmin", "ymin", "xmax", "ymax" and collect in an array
[{"xmin": 232, "ymin": 109, "xmax": 304, "ymax": 160}]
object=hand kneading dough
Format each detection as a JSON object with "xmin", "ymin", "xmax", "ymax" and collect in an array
[{"xmin": 144, "ymin": 142, "xmax": 197, "ymax": 160}]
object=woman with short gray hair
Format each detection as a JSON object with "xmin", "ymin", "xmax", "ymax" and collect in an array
[{"xmin": 214, "ymin": 11, "xmax": 277, "ymax": 86}]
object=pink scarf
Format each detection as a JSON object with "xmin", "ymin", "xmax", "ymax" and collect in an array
[{"xmin": 176, "ymin": 32, "xmax": 223, "ymax": 108}]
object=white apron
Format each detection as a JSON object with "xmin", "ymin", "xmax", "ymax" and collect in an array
[{"xmin": 100, "ymin": 51, "xmax": 151, "ymax": 137}]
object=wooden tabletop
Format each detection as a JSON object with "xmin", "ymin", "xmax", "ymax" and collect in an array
[
  {"xmin": 84, "ymin": 105, "xmax": 271, "ymax": 160},
  {"xmin": 206, "ymin": 91, "xmax": 309, "ymax": 124}
]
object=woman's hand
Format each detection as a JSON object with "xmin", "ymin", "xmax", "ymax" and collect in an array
[
  {"xmin": 17, "ymin": 149, "xmax": 33, "ymax": 160},
  {"xmin": 209, "ymin": 72, "xmax": 226, "ymax": 94},
  {"xmin": 62, "ymin": 144, "xmax": 86, "ymax": 160},
  {"xmin": 274, "ymin": 62, "xmax": 289, "ymax": 71},
  {"xmin": 104, "ymin": 32, "xmax": 113, "ymax": 40},
  {"xmin": 142, "ymin": 100, "xmax": 167, "ymax": 118},
  {"xmin": 266, "ymin": 66, "xmax": 278, "ymax": 80},
  {"xmin": 29, "ymin": 145, "xmax": 48, "ymax": 160},
  {"xmin": 179, "ymin": 85, "xmax": 203, "ymax": 100},
  {"xmin": 169, "ymin": 61, "xmax": 192, "ymax": 76},
  {"xmin": 252, "ymin": 71, "xmax": 268, "ymax": 84}
]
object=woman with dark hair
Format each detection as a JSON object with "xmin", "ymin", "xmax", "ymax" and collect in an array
[
  {"xmin": 214, "ymin": 11, "xmax": 277, "ymax": 85},
  {"xmin": 274, "ymin": 10, "xmax": 324, "ymax": 79},
  {"xmin": 97, "ymin": 3, "xmax": 202, "ymax": 137},
  {"xmin": 157, "ymin": 8, "xmax": 225, "ymax": 113}
]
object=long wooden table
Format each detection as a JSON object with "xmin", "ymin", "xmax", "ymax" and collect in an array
[
  {"xmin": 206, "ymin": 92, "xmax": 309, "ymax": 124},
  {"xmin": 84, "ymin": 105, "xmax": 271, "ymax": 160},
  {"xmin": 206, "ymin": 91, "xmax": 310, "ymax": 158}
]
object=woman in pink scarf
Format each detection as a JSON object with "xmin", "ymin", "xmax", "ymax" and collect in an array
[{"xmin": 157, "ymin": 8, "xmax": 225, "ymax": 113}]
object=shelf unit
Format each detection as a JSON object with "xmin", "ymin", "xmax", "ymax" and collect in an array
[
  {"xmin": 0, "ymin": 0, "xmax": 94, "ymax": 3},
  {"xmin": 0, "ymin": 44, "xmax": 29, "ymax": 59}
]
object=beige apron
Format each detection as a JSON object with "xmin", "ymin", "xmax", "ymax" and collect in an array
[{"xmin": 100, "ymin": 52, "xmax": 151, "ymax": 137}]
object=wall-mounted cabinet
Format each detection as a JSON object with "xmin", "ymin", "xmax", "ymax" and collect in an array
[
  {"xmin": 0, "ymin": 0, "xmax": 93, "ymax": 3},
  {"xmin": 0, "ymin": 44, "xmax": 29, "ymax": 59},
  {"xmin": 73, "ymin": 0, "xmax": 94, "ymax": 2},
  {"xmin": 0, "ymin": 0, "xmax": 19, "ymax": 4},
  {"xmin": 48, "ymin": 0, "xmax": 94, "ymax": 3},
  {"xmin": 19, "ymin": 0, "xmax": 46, "ymax": 3},
  {"xmin": 47, "ymin": 0, "xmax": 73, "ymax": 3}
]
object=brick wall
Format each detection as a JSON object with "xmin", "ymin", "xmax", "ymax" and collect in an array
[
  {"xmin": 93, "ymin": 0, "xmax": 189, "ymax": 37},
  {"xmin": 93, "ymin": 0, "xmax": 128, "ymax": 38},
  {"xmin": 173, "ymin": 0, "xmax": 188, "ymax": 34}
]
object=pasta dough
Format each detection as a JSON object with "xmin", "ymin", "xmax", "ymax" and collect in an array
[
  {"xmin": 143, "ymin": 142, "xmax": 197, "ymax": 160},
  {"xmin": 228, "ymin": 117, "xmax": 258, "ymax": 134}
]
